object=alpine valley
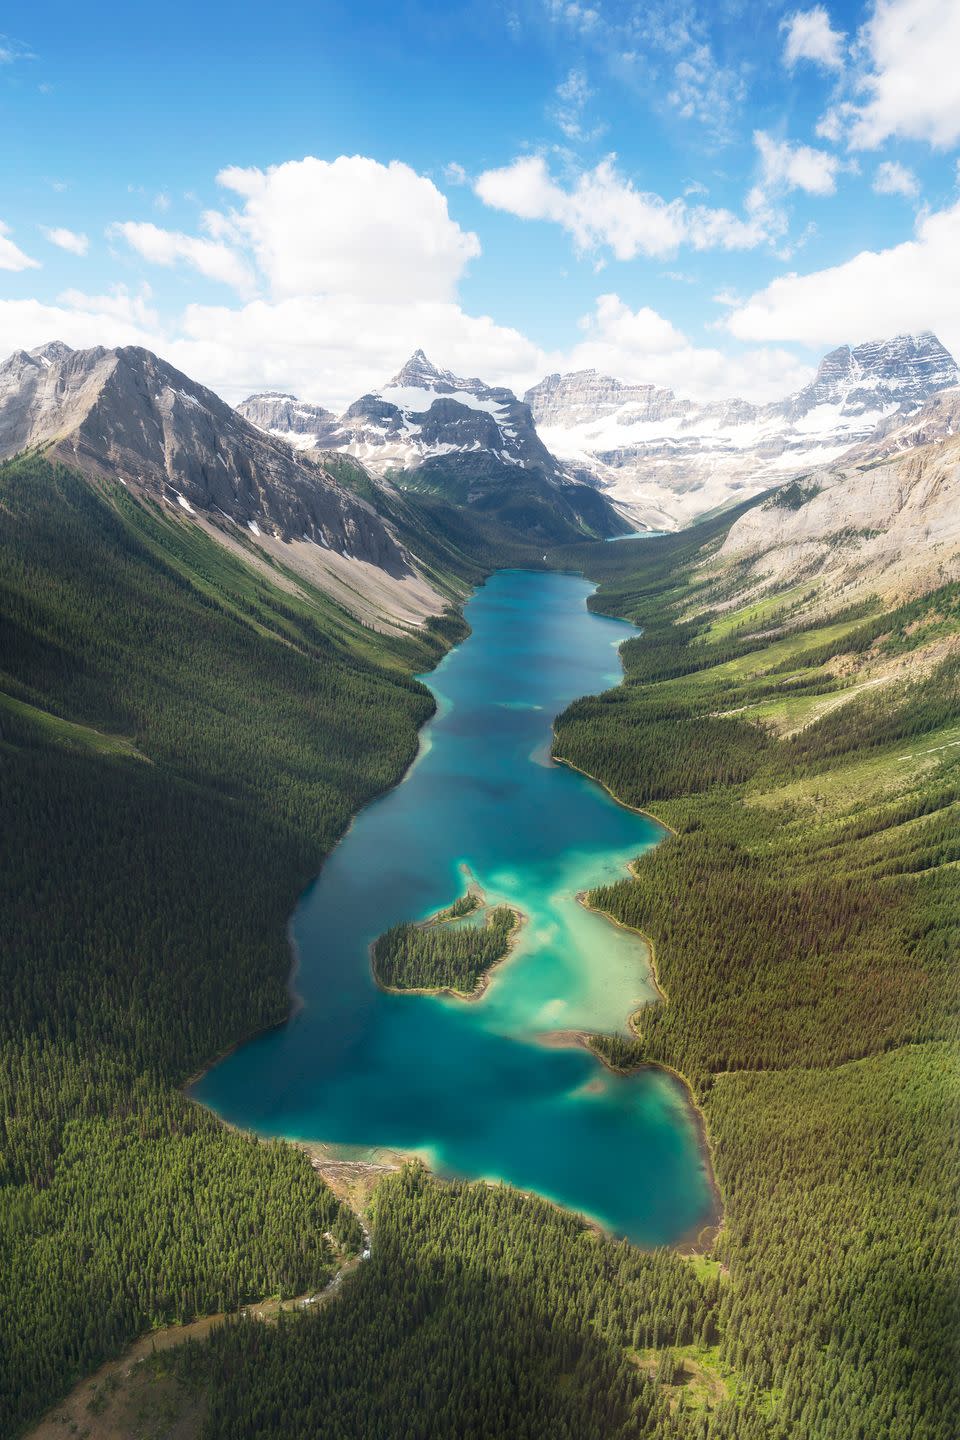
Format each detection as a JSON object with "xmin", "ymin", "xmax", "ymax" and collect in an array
[{"xmin": 2, "ymin": 321, "xmax": 958, "ymax": 1440}]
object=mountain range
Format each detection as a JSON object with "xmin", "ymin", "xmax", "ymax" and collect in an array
[
  {"xmin": 238, "ymin": 332, "xmax": 958, "ymax": 536},
  {"xmin": 238, "ymin": 350, "xmax": 627, "ymax": 545},
  {"xmin": 525, "ymin": 331, "xmax": 959, "ymax": 529},
  {"xmin": 2, "ymin": 330, "xmax": 959, "ymax": 635}
]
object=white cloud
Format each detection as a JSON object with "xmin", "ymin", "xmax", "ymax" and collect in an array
[
  {"xmin": 166, "ymin": 295, "xmax": 546, "ymax": 407},
  {"xmin": 57, "ymin": 283, "xmax": 159, "ymax": 328},
  {"xmin": 0, "ymin": 221, "xmax": 40, "ymax": 272},
  {"xmin": 474, "ymin": 154, "xmax": 767, "ymax": 260},
  {"xmin": 552, "ymin": 67, "xmax": 601, "ymax": 141},
  {"xmin": 822, "ymin": 0, "xmax": 960, "ymax": 149},
  {"xmin": 443, "ymin": 162, "xmax": 468, "ymax": 186},
  {"xmin": 872, "ymin": 159, "xmax": 920, "ymax": 197},
  {"xmin": 109, "ymin": 221, "xmax": 256, "ymax": 294},
  {"xmin": 754, "ymin": 131, "xmax": 844, "ymax": 196},
  {"xmin": 0, "ymin": 35, "xmax": 33, "ymax": 65},
  {"xmin": 0, "ymin": 297, "xmax": 159, "ymax": 357},
  {"xmin": 667, "ymin": 42, "xmax": 746, "ymax": 136},
  {"xmin": 561, "ymin": 293, "xmax": 813, "ymax": 402},
  {"xmin": 781, "ymin": 7, "xmax": 846, "ymax": 70},
  {"xmin": 41, "ymin": 226, "xmax": 89, "ymax": 256},
  {"xmin": 215, "ymin": 155, "xmax": 480, "ymax": 303},
  {"xmin": 725, "ymin": 199, "xmax": 960, "ymax": 360}
]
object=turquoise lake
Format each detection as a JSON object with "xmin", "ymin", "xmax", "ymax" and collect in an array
[{"xmin": 193, "ymin": 569, "xmax": 714, "ymax": 1246}]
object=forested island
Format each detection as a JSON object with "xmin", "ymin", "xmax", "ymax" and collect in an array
[{"xmin": 371, "ymin": 888, "xmax": 523, "ymax": 996}]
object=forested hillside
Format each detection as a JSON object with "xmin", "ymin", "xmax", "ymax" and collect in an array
[
  {"xmin": 0, "ymin": 455, "xmax": 453, "ymax": 1433},
  {"xmin": 554, "ymin": 526, "xmax": 960, "ymax": 1437},
  {"xmin": 143, "ymin": 514, "xmax": 959, "ymax": 1440},
  {"xmin": 4, "ymin": 456, "xmax": 957, "ymax": 1440}
]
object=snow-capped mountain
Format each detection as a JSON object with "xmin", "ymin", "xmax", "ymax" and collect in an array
[
  {"xmin": 241, "ymin": 350, "xmax": 563, "ymax": 477},
  {"xmin": 525, "ymin": 332, "xmax": 959, "ymax": 530},
  {"xmin": 240, "ymin": 351, "xmax": 628, "ymax": 542},
  {"xmin": 0, "ymin": 342, "xmax": 408, "ymax": 572}
]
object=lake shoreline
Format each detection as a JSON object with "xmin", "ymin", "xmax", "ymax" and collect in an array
[
  {"xmin": 189, "ymin": 570, "xmax": 720, "ymax": 1258},
  {"xmin": 370, "ymin": 904, "xmax": 527, "ymax": 1003}
]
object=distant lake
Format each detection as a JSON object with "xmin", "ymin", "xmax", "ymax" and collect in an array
[{"xmin": 193, "ymin": 570, "xmax": 713, "ymax": 1245}]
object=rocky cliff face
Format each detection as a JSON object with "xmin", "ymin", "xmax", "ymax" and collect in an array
[
  {"xmin": 235, "ymin": 392, "xmax": 335, "ymax": 447},
  {"xmin": 523, "ymin": 370, "xmax": 689, "ymax": 429},
  {"xmin": 525, "ymin": 332, "xmax": 960, "ymax": 530},
  {"xmin": 0, "ymin": 342, "xmax": 409, "ymax": 573},
  {"xmin": 778, "ymin": 333, "xmax": 958, "ymax": 420}
]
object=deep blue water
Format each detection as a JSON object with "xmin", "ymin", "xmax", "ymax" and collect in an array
[{"xmin": 193, "ymin": 570, "xmax": 713, "ymax": 1245}]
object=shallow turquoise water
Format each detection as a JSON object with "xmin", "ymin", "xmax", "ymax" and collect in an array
[{"xmin": 193, "ymin": 570, "xmax": 714, "ymax": 1245}]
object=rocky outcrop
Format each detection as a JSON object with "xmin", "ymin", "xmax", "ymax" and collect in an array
[
  {"xmin": 0, "ymin": 342, "xmax": 410, "ymax": 574},
  {"xmin": 719, "ymin": 430, "xmax": 960, "ymax": 602},
  {"xmin": 235, "ymin": 392, "xmax": 334, "ymax": 446},
  {"xmin": 525, "ymin": 332, "xmax": 960, "ymax": 530}
]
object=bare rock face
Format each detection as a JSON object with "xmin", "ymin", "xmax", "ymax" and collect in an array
[
  {"xmin": 523, "ymin": 370, "xmax": 690, "ymax": 429},
  {"xmin": 719, "ymin": 429, "xmax": 960, "ymax": 602},
  {"xmin": 0, "ymin": 342, "xmax": 410, "ymax": 574},
  {"xmin": 235, "ymin": 392, "xmax": 335, "ymax": 446},
  {"xmin": 524, "ymin": 332, "xmax": 959, "ymax": 530}
]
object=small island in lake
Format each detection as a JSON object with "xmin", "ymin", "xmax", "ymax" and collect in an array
[{"xmin": 372, "ymin": 884, "xmax": 523, "ymax": 999}]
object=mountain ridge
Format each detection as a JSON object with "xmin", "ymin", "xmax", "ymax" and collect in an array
[{"xmin": 525, "ymin": 330, "xmax": 959, "ymax": 529}]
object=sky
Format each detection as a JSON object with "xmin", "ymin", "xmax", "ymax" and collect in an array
[{"xmin": 2, "ymin": 0, "xmax": 959, "ymax": 408}]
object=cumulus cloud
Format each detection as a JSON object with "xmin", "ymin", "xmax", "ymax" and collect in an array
[
  {"xmin": 725, "ymin": 199, "xmax": 960, "ymax": 359},
  {"xmin": 872, "ymin": 159, "xmax": 920, "ymax": 197},
  {"xmin": 0, "ymin": 297, "xmax": 159, "ymax": 357},
  {"xmin": 820, "ymin": 0, "xmax": 960, "ymax": 150},
  {"xmin": 560, "ymin": 293, "xmax": 813, "ymax": 403},
  {"xmin": 57, "ymin": 283, "xmax": 159, "ymax": 328},
  {"xmin": 781, "ymin": 7, "xmax": 846, "ymax": 70},
  {"xmin": 753, "ymin": 131, "xmax": 844, "ymax": 196},
  {"xmin": 0, "ymin": 221, "xmax": 40, "ymax": 272},
  {"xmin": 474, "ymin": 154, "xmax": 767, "ymax": 260},
  {"xmin": 41, "ymin": 226, "xmax": 89, "ymax": 256},
  {"xmin": 214, "ymin": 155, "xmax": 480, "ymax": 303},
  {"xmin": 109, "ymin": 221, "xmax": 257, "ymax": 295},
  {"xmin": 165, "ymin": 296, "xmax": 546, "ymax": 407}
]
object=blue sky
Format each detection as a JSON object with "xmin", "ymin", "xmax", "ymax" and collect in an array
[{"xmin": 2, "ymin": 0, "xmax": 958, "ymax": 406}]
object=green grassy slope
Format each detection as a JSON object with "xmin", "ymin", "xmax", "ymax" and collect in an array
[{"xmin": 551, "ymin": 533, "xmax": 960, "ymax": 1439}]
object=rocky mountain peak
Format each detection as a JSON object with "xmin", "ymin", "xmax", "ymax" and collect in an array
[
  {"xmin": 387, "ymin": 350, "xmax": 456, "ymax": 391},
  {"xmin": 525, "ymin": 370, "xmax": 687, "ymax": 428},
  {"xmin": 782, "ymin": 331, "xmax": 958, "ymax": 420},
  {"xmin": 0, "ymin": 341, "xmax": 410, "ymax": 573},
  {"xmin": 236, "ymin": 392, "xmax": 335, "ymax": 442}
]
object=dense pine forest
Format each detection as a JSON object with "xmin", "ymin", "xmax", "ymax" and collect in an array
[
  {"xmin": 372, "ymin": 900, "xmax": 520, "ymax": 993},
  {"xmin": 155, "ymin": 511, "xmax": 956, "ymax": 1440},
  {"xmin": 0, "ymin": 455, "xmax": 448, "ymax": 1433},
  {"xmin": 3, "ymin": 455, "xmax": 957, "ymax": 1439}
]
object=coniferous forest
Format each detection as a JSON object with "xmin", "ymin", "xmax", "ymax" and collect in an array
[
  {"xmin": 1, "ymin": 455, "xmax": 957, "ymax": 1440},
  {"xmin": 372, "ymin": 901, "xmax": 520, "ymax": 993}
]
